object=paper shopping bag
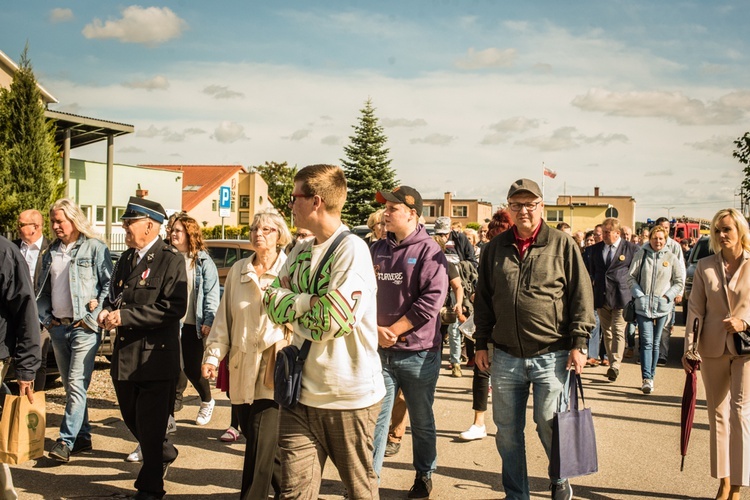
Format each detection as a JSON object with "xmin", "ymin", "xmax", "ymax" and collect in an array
[{"xmin": 0, "ymin": 393, "xmax": 46, "ymax": 464}]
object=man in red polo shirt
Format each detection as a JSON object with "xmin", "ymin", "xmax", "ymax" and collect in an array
[{"xmin": 473, "ymin": 178, "xmax": 595, "ymax": 500}]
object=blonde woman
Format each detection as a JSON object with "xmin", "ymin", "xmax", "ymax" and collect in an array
[
  {"xmin": 202, "ymin": 209, "xmax": 291, "ymax": 499},
  {"xmin": 684, "ymin": 208, "xmax": 750, "ymax": 500}
]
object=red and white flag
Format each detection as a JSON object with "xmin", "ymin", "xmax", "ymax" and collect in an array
[{"xmin": 543, "ymin": 166, "xmax": 557, "ymax": 179}]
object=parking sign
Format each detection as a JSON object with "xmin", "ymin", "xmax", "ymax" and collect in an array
[{"xmin": 219, "ymin": 186, "xmax": 231, "ymax": 218}]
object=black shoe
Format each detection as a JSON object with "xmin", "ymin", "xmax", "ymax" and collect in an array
[
  {"xmin": 606, "ymin": 367, "xmax": 619, "ymax": 381},
  {"xmin": 384, "ymin": 441, "xmax": 401, "ymax": 457},
  {"xmin": 657, "ymin": 358, "xmax": 667, "ymax": 366},
  {"xmin": 49, "ymin": 441, "xmax": 71, "ymax": 463},
  {"xmin": 71, "ymin": 437, "xmax": 92, "ymax": 455},
  {"xmin": 407, "ymin": 473, "xmax": 432, "ymax": 499},
  {"xmin": 129, "ymin": 492, "xmax": 162, "ymax": 500},
  {"xmin": 550, "ymin": 479, "xmax": 573, "ymax": 500},
  {"xmin": 173, "ymin": 393, "xmax": 183, "ymax": 413},
  {"xmin": 162, "ymin": 448, "xmax": 178, "ymax": 479}
]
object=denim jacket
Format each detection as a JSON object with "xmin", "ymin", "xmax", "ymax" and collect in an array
[
  {"xmin": 36, "ymin": 235, "xmax": 112, "ymax": 331},
  {"xmin": 191, "ymin": 250, "xmax": 220, "ymax": 338}
]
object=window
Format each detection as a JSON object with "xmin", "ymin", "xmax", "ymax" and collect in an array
[
  {"xmin": 547, "ymin": 210, "xmax": 564, "ymax": 222},
  {"xmin": 605, "ymin": 207, "xmax": 619, "ymax": 218},
  {"xmin": 231, "ymin": 200, "xmax": 236, "ymax": 213},
  {"xmin": 452, "ymin": 205, "xmax": 468, "ymax": 218},
  {"xmin": 183, "ymin": 185, "xmax": 202, "ymax": 191},
  {"xmin": 207, "ymin": 247, "xmax": 227, "ymax": 268},
  {"xmin": 112, "ymin": 207, "xmax": 126, "ymax": 223},
  {"xmin": 239, "ymin": 212, "xmax": 250, "ymax": 224},
  {"xmin": 240, "ymin": 195, "xmax": 250, "ymax": 209},
  {"xmin": 212, "ymin": 200, "xmax": 217, "ymax": 211},
  {"xmin": 95, "ymin": 207, "xmax": 105, "ymax": 224},
  {"xmin": 423, "ymin": 205, "xmax": 436, "ymax": 218},
  {"xmin": 81, "ymin": 205, "xmax": 92, "ymax": 221}
]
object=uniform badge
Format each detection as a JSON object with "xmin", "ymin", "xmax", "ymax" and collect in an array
[
  {"xmin": 663, "ymin": 261, "xmax": 669, "ymax": 267},
  {"xmin": 140, "ymin": 268, "xmax": 151, "ymax": 285},
  {"xmin": 619, "ymin": 255, "xmax": 625, "ymax": 261}
]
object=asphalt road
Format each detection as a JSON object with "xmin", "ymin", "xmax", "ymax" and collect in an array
[{"xmin": 8, "ymin": 316, "xmax": 747, "ymax": 499}]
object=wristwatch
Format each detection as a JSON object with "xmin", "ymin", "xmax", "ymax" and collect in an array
[{"xmin": 577, "ymin": 347, "xmax": 588, "ymax": 356}]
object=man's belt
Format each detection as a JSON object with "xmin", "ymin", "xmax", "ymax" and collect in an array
[{"xmin": 53, "ymin": 317, "xmax": 74, "ymax": 325}]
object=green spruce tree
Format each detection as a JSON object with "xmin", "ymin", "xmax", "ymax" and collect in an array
[
  {"xmin": 341, "ymin": 98, "xmax": 398, "ymax": 226},
  {"xmin": 255, "ymin": 160, "xmax": 297, "ymax": 225},
  {"xmin": 0, "ymin": 46, "xmax": 62, "ymax": 232},
  {"xmin": 734, "ymin": 132, "xmax": 750, "ymax": 213}
]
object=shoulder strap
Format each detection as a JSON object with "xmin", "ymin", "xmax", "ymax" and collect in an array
[{"xmin": 312, "ymin": 230, "xmax": 351, "ymax": 295}]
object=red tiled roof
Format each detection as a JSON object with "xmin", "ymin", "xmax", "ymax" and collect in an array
[{"xmin": 141, "ymin": 165, "xmax": 244, "ymax": 212}]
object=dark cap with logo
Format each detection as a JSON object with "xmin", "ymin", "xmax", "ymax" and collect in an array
[
  {"xmin": 121, "ymin": 196, "xmax": 167, "ymax": 224},
  {"xmin": 376, "ymin": 186, "xmax": 423, "ymax": 215},
  {"xmin": 507, "ymin": 178, "xmax": 543, "ymax": 200}
]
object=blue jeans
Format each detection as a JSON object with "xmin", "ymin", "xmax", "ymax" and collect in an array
[
  {"xmin": 636, "ymin": 314, "xmax": 668, "ymax": 380},
  {"xmin": 49, "ymin": 324, "xmax": 101, "ymax": 447},
  {"xmin": 587, "ymin": 311, "xmax": 602, "ymax": 359},
  {"xmin": 372, "ymin": 349, "xmax": 441, "ymax": 477},
  {"xmin": 448, "ymin": 321, "xmax": 462, "ymax": 365},
  {"xmin": 491, "ymin": 348, "xmax": 569, "ymax": 500}
]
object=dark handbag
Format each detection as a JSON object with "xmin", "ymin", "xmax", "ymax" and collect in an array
[
  {"xmin": 624, "ymin": 252, "xmax": 648, "ymax": 323},
  {"xmin": 273, "ymin": 340, "xmax": 312, "ymax": 409},
  {"xmin": 550, "ymin": 370, "xmax": 598, "ymax": 479},
  {"xmin": 734, "ymin": 330, "xmax": 750, "ymax": 355},
  {"xmin": 272, "ymin": 230, "xmax": 351, "ymax": 409}
]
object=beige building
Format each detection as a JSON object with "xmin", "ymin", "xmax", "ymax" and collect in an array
[
  {"xmin": 550, "ymin": 187, "xmax": 636, "ymax": 231},
  {"xmin": 143, "ymin": 165, "xmax": 271, "ymax": 227},
  {"xmin": 422, "ymin": 192, "xmax": 494, "ymax": 226}
]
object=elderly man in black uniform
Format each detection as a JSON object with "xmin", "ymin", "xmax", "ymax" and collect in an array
[{"xmin": 98, "ymin": 197, "xmax": 187, "ymax": 500}]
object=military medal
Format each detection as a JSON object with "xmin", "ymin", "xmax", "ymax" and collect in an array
[{"xmin": 140, "ymin": 268, "xmax": 151, "ymax": 285}]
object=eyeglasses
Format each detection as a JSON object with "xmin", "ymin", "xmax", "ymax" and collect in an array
[
  {"xmin": 17, "ymin": 222, "xmax": 37, "ymax": 229},
  {"xmin": 289, "ymin": 193, "xmax": 313, "ymax": 205},
  {"xmin": 250, "ymin": 226, "xmax": 277, "ymax": 235},
  {"xmin": 122, "ymin": 218, "xmax": 148, "ymax": 228},
  {"xmin": 295, "ymin": 232, "xmax": 313, "ymax": 239},
  {"xmin": 508, "ymin": 201, "xmax": 542, "ymax": 212}
]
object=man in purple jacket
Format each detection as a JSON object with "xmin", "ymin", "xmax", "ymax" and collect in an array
[{"xmin": 370, "ymin": 186, "xmax": 449, "ymax": 500}]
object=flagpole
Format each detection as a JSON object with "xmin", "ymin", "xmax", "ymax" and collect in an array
[{"xmin": 541, "ymin": 162, "xmax": 545, "ymax": 202}]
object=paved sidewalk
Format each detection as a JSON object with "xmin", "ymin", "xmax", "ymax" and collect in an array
[{"xmin": 8, "ymin": 320, "xmax": 742, "ymax": 499}]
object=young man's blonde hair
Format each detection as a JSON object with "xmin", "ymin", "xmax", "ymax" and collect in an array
[{"xmin": 294, "ymin": 164, "xmax": 347, "ymax": 214}]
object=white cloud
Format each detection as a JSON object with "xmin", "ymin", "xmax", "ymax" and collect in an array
[
  {"xmin": 118, "ymin": 146, "xmax": 144, "ymax": 154},
  {"xmin": 410, "ymin": 133, "xmax": 456, "ymax": 146},
  {"xmin": 212, "ymin": 121, "xmax": 248, "ymax": 143},
  {"xmin": 455, "ymin": 47, "xmax": 516, "ymax": 70},
  {"xmin": 686, "ymin": 135, "xmax": 735, "ymax": 155},
  {"xmin": 382, "ymin": 117, "xmax": 427, "ymax": 128},
  {"xmin": 122, "ymin": 75, "xmax": 170, "ymax": 91},
  {"xmin": 321, "ymin": 135, "xmax": 342, "ymax": 146},
  {"xmin": 82, "ymin": 6, "xmax": 187, "ymax": 46},
  {"xmin": 49, "ymin": 8, "xmax": 73, "ymax": 23},
  {"xmin": 285, "ymin": 129, "xmax": 311, "ymax": 141},
  {"xmin": 203, "ymin": 85, "xmax": 244, "ymax": 99},
  {"xmin": 643, "ymin": 169, "xmax": 674, "ymax": 177},
  {"xmin": 571, "ymin": 88, "xmax": 745, "ymax": 126},
  {"xmin": 136, "ymin": 125, "xmax": 168, "ymax": 138},
  {"xmin": 515, "ymin": 127, "xmax": 627, "ymax": 151},
  {"xmin": 489, "ymin": 117, "xmax": 540, "ymax": 133}
]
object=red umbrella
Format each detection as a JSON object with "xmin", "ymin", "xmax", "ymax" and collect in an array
[{"xmin": 681, "ymin": 318, "xmax": 702, "ymax": 471}]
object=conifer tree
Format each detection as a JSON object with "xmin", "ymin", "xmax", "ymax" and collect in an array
[
  {"xmin": 0, "ymin": 46, "xmax": 62, "ymax": 232},
  {"xmin": 341, "ymin": 98, "xmax": 398, "ymax": 225}
]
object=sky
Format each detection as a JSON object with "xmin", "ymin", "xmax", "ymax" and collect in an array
[{"xmin": 2, "ymin": 1, "xmax": 750, "ymax": 221}]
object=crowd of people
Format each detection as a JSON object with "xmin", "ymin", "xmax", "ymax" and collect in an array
[{"xmin": 0, "ymin": 167, "xmax": 747, "ymax": 500}]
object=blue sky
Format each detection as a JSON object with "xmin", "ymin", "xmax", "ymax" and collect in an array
[{"xmin": 2, "ymin": 1, "xmax": 750, "ymax": 220}]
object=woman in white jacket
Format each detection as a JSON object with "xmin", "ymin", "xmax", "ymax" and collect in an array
[
  {"xmin": 201, "ymin": 209, "xmax": 291, "ymax": 500},
  {"xmin": 628, "ymin": 224, "xmax": 685, "ymax": 394}
]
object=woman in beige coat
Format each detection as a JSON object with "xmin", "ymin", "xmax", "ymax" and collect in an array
[
  {"xmin": 684, "ymin": 208, "xmax": 750, "ymax": 500},
  {"xmin": 202, "ymin": 209, "xmax": 291, "ymax": 500}
]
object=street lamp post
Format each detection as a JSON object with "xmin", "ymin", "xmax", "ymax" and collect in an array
[{"xmin": 662, "ymin": 206, "xmax": 675, "ymax": 219}]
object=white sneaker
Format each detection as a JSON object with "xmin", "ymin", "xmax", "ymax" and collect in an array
[
  {"xmin": 641, "ymin": 379, "xmax": 653, "ymax": 394},
  {"xmin": 125, "ymin": 444, "xmax": 142, "ymax": 462},
  {"xmin": 196, "ymin": 399, "xmax": 215, "ymax": 426},
  {"xmin": 166, "ymin": 415, "xmax": 177, "ymax": 434},
  {"xmin": 459, "ymin": 424, "xmax": 487, "ymax": 441}
]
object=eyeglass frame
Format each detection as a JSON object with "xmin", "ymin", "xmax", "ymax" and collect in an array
[
  {"xmin": 508, "ymin": 200, "xmax": 542, "ymax": 212},
  {"xmin": 289, "ymin": 193, "xmax": 314, "ymax": 205},
  {"xmin": 250, "ymin": 226, "xmax": 278, "ymax": 235}
]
